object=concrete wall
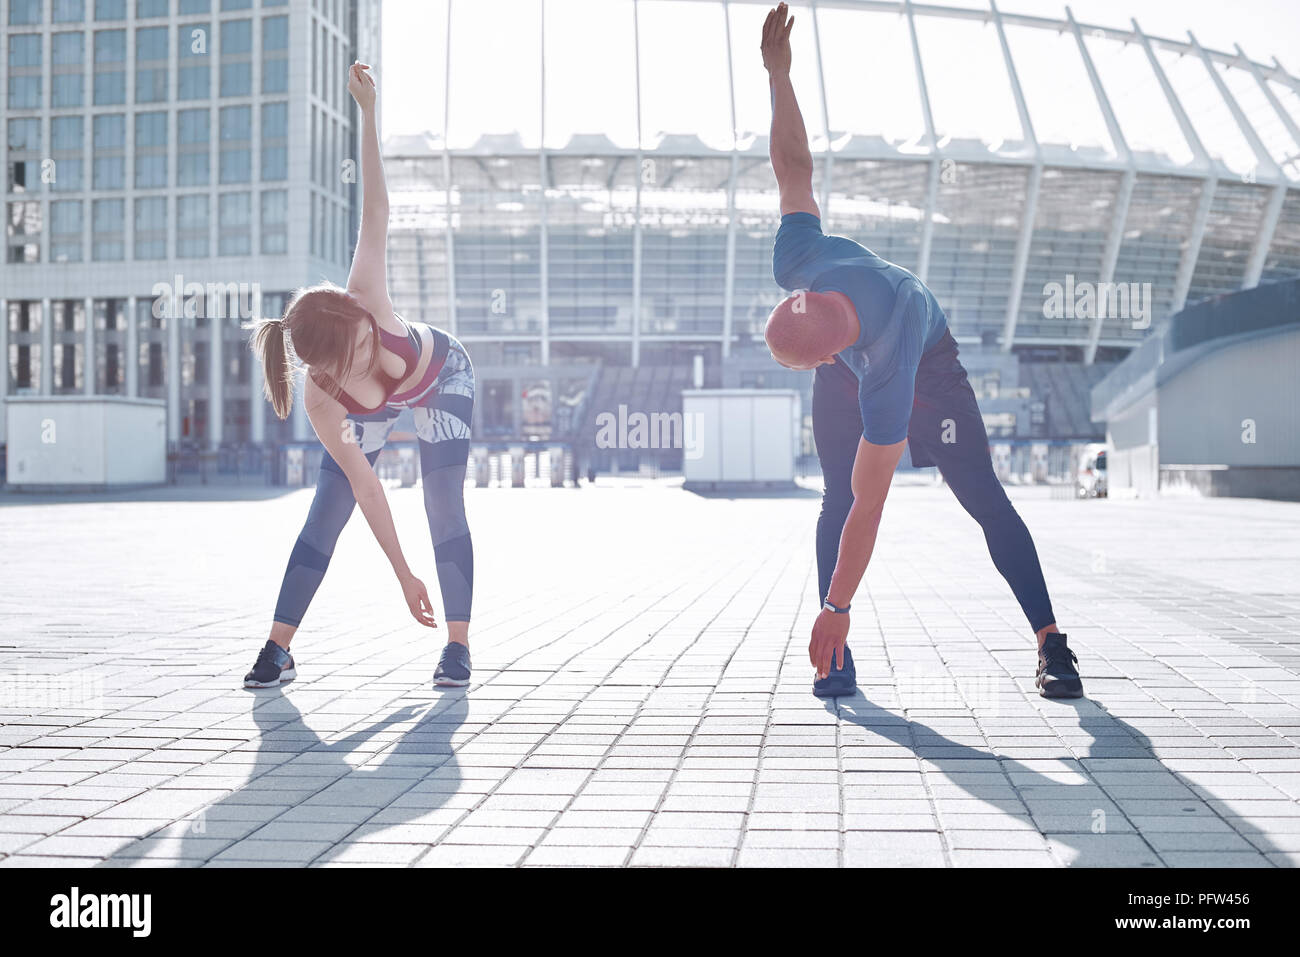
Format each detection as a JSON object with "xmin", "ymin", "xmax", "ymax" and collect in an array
[
  {"xmin": 1105, "ymin": 388, "xmax": 1159, "ymax": 497},
  {"xmin": 5, "ymin": 397, "xmax": 166, "ymax": 489},
  {"xmin": 1158, "ymin": 325, "xmax": 1300, "ymax": 468},
  {"xmin": 1101, "ymin": 325, "xmax": 1300, "ymax": 499}
]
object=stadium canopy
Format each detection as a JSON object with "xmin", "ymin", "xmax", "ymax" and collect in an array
[{"xmin": 384, "ymin": 0, "xmax": 1300, "ymax": 362}]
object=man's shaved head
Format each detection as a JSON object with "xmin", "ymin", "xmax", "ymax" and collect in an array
[{"xmin": 765, "ymin": 291, "xmax": 854, "ymax": 370}]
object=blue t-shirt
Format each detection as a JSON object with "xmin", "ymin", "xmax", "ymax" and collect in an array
[{"xmin": 772, "ymin": 212, "xmax": 948, "ymax": 445}]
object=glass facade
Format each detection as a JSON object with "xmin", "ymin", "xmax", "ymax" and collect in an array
[
  {"xmin": 383, "ymin": 1, "xmax": 1300, "ymax": 364},
  {"xmin": 0, "ymin": 1, "xmax": 326, "ymax": 266},
  {"xmin": 0, "ymin": 0, "xmax": 368, "ymax": 456}
]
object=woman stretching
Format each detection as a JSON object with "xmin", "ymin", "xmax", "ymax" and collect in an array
[{"xmin": 245, "ymin": 62, "xmax": 474, "ymax": 689}]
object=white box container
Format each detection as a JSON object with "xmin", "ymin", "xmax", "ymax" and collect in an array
[
  {"xmin": 5, "ymin": 396, "xmax": 167, "ymax": 489},
  {"xmin": 682, "ymin": 389, "xmax": 801, "ymax": 488}
]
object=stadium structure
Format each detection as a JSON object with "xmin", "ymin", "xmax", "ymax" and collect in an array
[
  {"xmin": 382, "ymin": 0, "xmax": 1300, "ymax": 482},
  {"xmin": 3, "ymin": 0, "xmax": 1299, "ymax": 486}
]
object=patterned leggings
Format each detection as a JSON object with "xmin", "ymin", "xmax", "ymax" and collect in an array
[{"xmin": 272, "ymin": 335, "xmax": 475, "ymax": 626}]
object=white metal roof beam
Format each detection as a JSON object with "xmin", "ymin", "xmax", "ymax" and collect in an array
[
  {"xmin": 1239, "ymin": 45, "xmax": 1300, "ymax": 161},
  {"xmin": 632, "ymin": 0, "xmax": 645, "ymax": 367},
  {"xmin": 810, "ymin": 1, "xmax": 834, "ymax": 225},
  {"xmin": 1066, "ymin": 7, "xmax": 1131, "ymax": 163},
  {"xmin": 1084, "ymin": 168, "xmax": 1135, "ymax": 365},
  {"xmin": 990, "ymin": 0, "xmax": 1041, "ymax": 352},
  {"xmin": 722, "ymin": 0, "xmax": 739, "ymax": 359},
  {"xmin": 1271, "ymin": 57, "xmax": 1300, "ymax": 95},
  {"xmin": 1243, "ymin": 183, "xmax": 1287, "ymax": 288},
  {"xmin": 1173, "ymin": 178, "xmax": 1217, "ymax": 313},
  {"xmin": 538, "ymin": 0, "xmax": 550, "ymax": 366},
  {"xmin": 442, "ymin": 0, "xmax": 457, "ymax": 337},
  {"xmin": 1134, "ymin": 18, "xmax": 1218, "ymax": 316},
  {"xmin": 1185, "ymin": 32, "xmax": 1288, "ymax": 292},
  {"xmin": 720, "ymin": 0, "xmax": 1300, "ymax": 88},
  {"xmin": 1188, "ymin": 31, "xmax": 1283, "ymax": 184},
  {"xmin": 990, "ymin": 0, "xmax": 1037, "ymax": 151},
  {"xmin": 1132, "ymin": 18, "xmax": 1212, "ymax": 172},
  {"xmin": 1000, "ymin": 164, "xmax": 1042, "ymax": 352},
  {"xmin": 917, "ymin": 159, "xmax": 939, "ymax": 283},
  {"xmin": 1067, "ymin": 7, "xmax": 1137, "ymax": 365},
  {"xmin": 904, "ymin": 0, "xmax": 939, "ymax": 284}
]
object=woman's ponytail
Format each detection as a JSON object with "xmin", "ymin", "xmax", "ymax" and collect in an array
[{"xmin": 252, "ymin": 318, "xmax": 294, "ymax": 420}]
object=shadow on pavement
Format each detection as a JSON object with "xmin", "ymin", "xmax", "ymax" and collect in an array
[
  {"xmin": 98, "ymin": 687, "xmax": 468, "ymax": 867},
  {"xmin": 682, "ymin": 485, "xmax": 823, "ymax": 500},
  {"xmin": 0, "ymin": 484, "xmax": 302, "ymax": 507},
  {"xmin": 832, "ymin": 694, "xmax": 1279, "ymax": 867}
]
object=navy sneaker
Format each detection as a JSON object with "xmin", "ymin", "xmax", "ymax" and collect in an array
[
  {"xmin": 244, "ymin": 640, "xmax": 296, "ymax": 688},
  {"xmin": 812, "ymin": 645, "xmax": 856, "ymax": 698},
  {"xmin": 433, "ymin": 641, "xmax": 471, "ymax": 687},
  {"xmin": 1036, "ymin": 633, "xmax": 1084, "ymax": 699}
]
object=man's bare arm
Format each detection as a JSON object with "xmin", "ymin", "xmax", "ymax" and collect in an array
[
  {"xmin": 809, "ymin": 437, "xmax": 905, "ymax": 678},
  {"xmin": 761, "ymin": 3, "xmax": 819, "ymax": 218},
  {"xmin": 826, "ymin": 438, "xmax": 906, "ymax": 608}
]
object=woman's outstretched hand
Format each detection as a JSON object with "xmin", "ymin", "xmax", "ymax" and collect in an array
[
  {"xmin": 348, "ymin": 61, "xmax": 376, "ymax": 111},
  {"xmin": 400, "ymin": 573, "xmax": 438, "ymax": 629}
]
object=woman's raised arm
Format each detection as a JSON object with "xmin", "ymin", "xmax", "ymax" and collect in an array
[{"xmin": 345, "ymin": 61, "xmax": 391, "ymax": 305}]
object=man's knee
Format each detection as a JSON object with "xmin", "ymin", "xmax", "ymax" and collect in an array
[{"xmin": 950, "ymin": 469, "xmax": 1014, "ymax": 525}]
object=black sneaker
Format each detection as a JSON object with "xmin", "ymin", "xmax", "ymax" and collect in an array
[
  {"xmin": 812, "ymin": 645, "xmax": 856, "ymax": 698},
  {"xmin": 243, "ymin": 639, "xmax": 296, "ymax": 688},
  {"xmin": 433, "ymin": 641, "xmax": 472, "ymax": 687},
  {"xmin": 1036, "ymin": 633, "xmax": 1084, "ymax": 699}
]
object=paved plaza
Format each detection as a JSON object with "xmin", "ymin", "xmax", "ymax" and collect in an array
[{"xmin": 0, "ymin": 479, "xmax": 1298, "ymax": 868}]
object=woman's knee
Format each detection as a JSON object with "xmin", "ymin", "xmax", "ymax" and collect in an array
[{"xmin": 422, "ymin": 478, "xmax": 468, "ymax": 545}]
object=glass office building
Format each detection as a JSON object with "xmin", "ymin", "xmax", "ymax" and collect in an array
[{"xmin": 1, "ymin": 0, "xmax": 381, "ymax": 451}]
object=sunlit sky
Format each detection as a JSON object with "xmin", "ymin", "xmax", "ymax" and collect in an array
[{"xmin": 378, "ymin": 0, "xmax": 1300, "ymax": 172}]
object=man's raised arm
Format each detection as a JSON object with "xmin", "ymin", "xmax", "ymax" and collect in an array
[{"xmin": 762, "ymin": 3, "xmax": 819, "ymax": 218}]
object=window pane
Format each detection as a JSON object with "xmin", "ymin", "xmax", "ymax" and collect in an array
[{"xmin": 52, "ymin": 32, "xmax": 85, "ymax": 65}]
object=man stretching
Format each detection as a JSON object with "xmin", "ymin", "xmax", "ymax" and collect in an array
[{"xmin": 759, "ymin": 4, "xmax": 1083, "ymax": 700}]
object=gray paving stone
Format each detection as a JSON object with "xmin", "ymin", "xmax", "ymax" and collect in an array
[
  {"xmin": 3, "ymin": 486, "xmax": 1299, "ymax": 868},
  {"xmin": 523, "ymin": 844, "xmax": 631, "ymax": 867},
  {"xmin": 842, "ymin": 831, "xmax": 947, "ymax": 867},
  {"xmin": 415, "ymin": 844, "xmax": 526, "ymax": 867},
  {"xmin": 629, "ymin": 845, "xmax": 734, "ymax": 867},
  {"xmin": 737, "ymin": 847, "xmax": 838, "ymax": 867}
]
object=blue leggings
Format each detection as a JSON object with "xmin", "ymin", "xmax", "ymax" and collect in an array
[
  {"xmin": 273, "ymin": 336, "xmax": 475, "ymax": 627},
  {"xmin": 813, "ymin": 331, "xmax": 1056, "ymax": 634}
]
